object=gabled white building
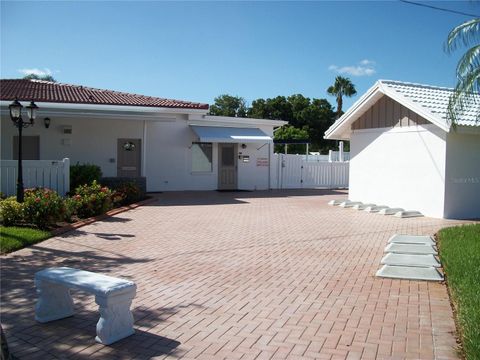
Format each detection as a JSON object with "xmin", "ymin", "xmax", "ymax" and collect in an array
[
  {"xmin": 325, "ymin": 80, "xmax": 480, "ymax": 219},
  {"xmin": 1, "ymin": 79, "xmax": 286, "ymax": 193}
]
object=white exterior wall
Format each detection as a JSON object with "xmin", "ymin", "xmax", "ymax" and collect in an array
[
  {"xmin": 444, "ymin": 131, "xmax": 480, "ymax": 219},
  {"xmin": 1, "ymin": 115, "xmax": 143, "ymax": 177},
  {"xmin": 349, "ymin": 125, "xmax": 447, "ymax": 218},
  {"xmin": 1, "ymin": 112, "xmax": 276, "ymax": 192},
  {"xmin": 145, "ymin": 119, "xmax": 272, "ymax": 191}
]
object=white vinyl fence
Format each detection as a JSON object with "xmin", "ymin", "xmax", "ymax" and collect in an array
[
  {"xmin": 1, "ymin": 158, "xmax": 70, "ymax": 197},
  {"xmin": 272, "ymin": 154, "xmax": 349, "ymax": 189}
]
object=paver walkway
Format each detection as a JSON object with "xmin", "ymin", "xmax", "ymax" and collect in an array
[{"xmin": 1, "ymin": 190, "xmax": 465, "ymax": 359}]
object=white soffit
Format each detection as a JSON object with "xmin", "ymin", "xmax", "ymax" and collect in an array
[{"xmin": 190, "ymin": 125, "xmax": 272, "ymax": 143}]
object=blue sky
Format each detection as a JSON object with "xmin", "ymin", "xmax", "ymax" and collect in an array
[{"xmin": 1, "ymin": 1, "xmax": 478, "ymax": 110}]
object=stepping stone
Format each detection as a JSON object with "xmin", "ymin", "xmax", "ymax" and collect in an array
[
  {"xmin": 353, "ymin": 203, "xmax": 376, "ymax": 210},
  {"xmin": 381, "ymin": 253, "xmax": 440, "ymax": 268},
  {"xmin": 384, "ymin": 243, "xmax": 437, "ymax": 255},
  {"xmin": 376, "ymin": 265, "xmax": 443, "ymax": 281},
  {"xmin": 364, "ymin": 205, "xmax": 389, "ymax": 213},
  {"xmin": 340, "ymin": 201, "xmax": 362, "ymax": 208},
  {"xmin": 379, "ymin": 207, "xmax": 404, "ymax": 215},
  {"xmin": 328, "ymin": 199, "xmax": 343, "ymax": 206},
  {"xmin": 388, "ymin": 234, "xmax": 435, "ymax": 246},
  {"xmin": 394, "ymin": 210, "xmax": 424, "ymax": 218}
]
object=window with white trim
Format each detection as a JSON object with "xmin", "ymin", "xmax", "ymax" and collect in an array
[{"xmin": 191, "ymin": 142, "xmax": 213, "ymax": 172}]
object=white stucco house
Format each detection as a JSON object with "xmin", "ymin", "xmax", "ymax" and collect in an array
[
  {"xmin": 0, "ymin": 79, "xmax": 287, "ymax": 192},
  {"xmin": 325, "ymin": 80, "xmax": 480, "ymax": 219}
]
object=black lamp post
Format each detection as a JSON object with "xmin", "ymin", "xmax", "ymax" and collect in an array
[{"xmin": 9, "ymin": 98, "xmax": 38, "ymax": 202}]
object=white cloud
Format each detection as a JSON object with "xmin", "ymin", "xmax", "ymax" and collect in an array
[
  {"xmin": 18, "ymin": 68, "xmax": 53, "ymax": 77},
  {"xmin": 328, "ymin": 60, "xmax": 376, "ymax": 77},
  {"xmin": 359, "ymin": 59, "xmax": 375, "ymax": 66}
]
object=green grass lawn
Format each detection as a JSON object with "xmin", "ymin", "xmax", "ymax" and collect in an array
[
  {"xmin": 0, "ymin": 226, "xmax": 51, "ymax": 254},
  {"xmin": 438, "ymin": 223, "xmax": 480, "ymax": 360}
]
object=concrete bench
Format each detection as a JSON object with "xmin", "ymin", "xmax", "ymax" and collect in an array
[{"xmin": 35, "ymin": 267, "xmax": 136, "ymax": 345}]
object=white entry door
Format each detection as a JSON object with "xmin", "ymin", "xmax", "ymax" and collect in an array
[{"xmin": 218, "ymin": 143, "xmax": 237, "ymax": 190}]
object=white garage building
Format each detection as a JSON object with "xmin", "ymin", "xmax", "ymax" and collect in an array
[{"xmin": 325, "ymin": 80, "xmax": 480, "ymax": 219}]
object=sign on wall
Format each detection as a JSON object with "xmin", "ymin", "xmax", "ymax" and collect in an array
[{"xmin": 256, "ymin": 157, "xmax": 269, "ymax": 167}]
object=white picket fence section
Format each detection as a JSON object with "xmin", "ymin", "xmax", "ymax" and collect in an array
[
  {"xmin": 272, "ymin": 154, "xmax": 349, "ymax": 189},
  {"xmin": 0, "ymin": 158, "xmax": 70, "ymax": 196}
]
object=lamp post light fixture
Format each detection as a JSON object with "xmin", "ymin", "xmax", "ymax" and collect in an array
[{"xmin": 9, "ymin": 98, "xmax": 38, "ymax": 202}]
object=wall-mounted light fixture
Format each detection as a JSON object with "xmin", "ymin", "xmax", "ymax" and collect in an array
[
  {"xmin": 44, "ymin": 117, "xmax": 51, "ymax": 129},
  {"xmin": 241, "ymin": 143, "xmax": 247, "ymax": 149}
]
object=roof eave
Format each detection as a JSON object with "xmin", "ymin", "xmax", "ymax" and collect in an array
[
  {"xmin": 324, "ymin": 81, "xmax": 384, "ymax": 140},
  {"xmin": 324, "ymin": 80, "xmax": 453, "ymax": 140},
  {"xmin": 188, "ymin": 114, "xmax": 288, "ymax": 127},
  {"xmin": 0, "ymin": 100, "xmax": 209, "ymax": 115}
]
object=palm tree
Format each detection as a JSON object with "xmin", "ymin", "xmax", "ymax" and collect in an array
[
  {"xmin": 445, "ymin": 18, "xmax": 480, "ymax": 125},
  {"xmin": 327, "ymin": 76, "xmax": 357, "ymax": 117}
]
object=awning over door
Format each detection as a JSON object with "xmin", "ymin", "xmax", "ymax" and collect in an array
[{"xmin": 190, "ymin": 125, "xmax": 272, "ymax": 143}]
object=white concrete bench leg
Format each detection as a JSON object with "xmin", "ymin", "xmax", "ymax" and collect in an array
[
  {"xmin": 35, "ymin": 280, "xmax": 75, "ymax": 323},
  {"xmin": 95, "ymin": 289, "xmax": 136, "ymax": 345}
]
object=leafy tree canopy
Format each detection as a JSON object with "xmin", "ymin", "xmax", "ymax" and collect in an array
[
  {"xmin": 209, "ymin": 94, "xmax": 248, "ymax": 117},
  {"xmin": 273, "ymin": 125, "xmax": 309, "ymax": 154},
  {"xmin": 23, "ymin": 74, "xmax": 57, "ymax": 82},
  {"xmin": 248, "ymin": 94, "xmax": 337, "ymax": 152}
]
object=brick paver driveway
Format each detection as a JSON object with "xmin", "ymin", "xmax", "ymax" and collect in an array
[{"xmin": 1, "ymin": 190, "xmax": 464, "ymax": 359}]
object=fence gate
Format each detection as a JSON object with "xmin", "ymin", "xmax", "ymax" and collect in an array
[
  {"xmin": 0, "ymin": 158, "xmax": 70, "ymax": 196},
  {"xmin": 273, "ymin": 154, "xmax": 349, "ymax": 189}
]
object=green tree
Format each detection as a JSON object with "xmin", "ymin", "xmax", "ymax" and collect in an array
[
  {"xmin": 274, "ymin": 125, "xmax": 309, "ymax": 154},
  {"xmin": 249, "ymin": 96, "xmax": 293, "ymax": 121},
  {"xmin": 209, "ymin": 94, "xmax": 248, "ymax": 117},
  {"xmin": 249, "ymin": 94, "xmax": 337, "ymax": 152},
  {"xmin": 327, "ymin": 76, "xmax": 357, "ymax": 117},
  {"xmin": 445, "ymin": 18, "xmax": 480, "ymax": 125},
  {"xmin": 23, "ymin": 73, "xmax": 57, "ymax": 82}
]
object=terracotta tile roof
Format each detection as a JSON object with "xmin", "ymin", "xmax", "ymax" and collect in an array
[{"xmin": 0, "ymin": 79, "xmax": 209, "ymax": 110}]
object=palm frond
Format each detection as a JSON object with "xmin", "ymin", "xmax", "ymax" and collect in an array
[
  {"xmin": 456, "ymin": 45, "xmax": 480, "ymax": 83},
  {"xmin": 445, "ymin": 18, "xmax": 480, "ymax": 53},
  {"xmin": 447, "ymin": 66, "xmax": 480, "ymax": 126}
]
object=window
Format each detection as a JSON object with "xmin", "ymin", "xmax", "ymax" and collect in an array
[{"xmin": 191, "ymin": 143, "xmax": 212, "ymax": 172}]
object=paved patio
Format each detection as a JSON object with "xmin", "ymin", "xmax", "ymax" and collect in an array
[{"xmin": 1, "ymin": 190, "xmax": 464, "ymax": 359}]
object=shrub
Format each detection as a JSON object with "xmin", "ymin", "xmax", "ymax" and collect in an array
[
  {"xmin": 71, "ymin": 181, "xmax": 113, "ymax": 218},
  {"xmin": 0, "ymin": 197, "xmax": 24, "ymax": 226},
  {"xmin": 63, "ymin": 197, "xmax": 79, "ymax": 223},
  {"xmin": 112, "ymin": 182, "xmax": 142, "ymax": 206},
  {"xmin": 70, "ymin": 163, "xmax": 102, "ymax": 193},
  {"xmin": 23, "ymin": 188, "xmax": 65, "ymax": 229}
]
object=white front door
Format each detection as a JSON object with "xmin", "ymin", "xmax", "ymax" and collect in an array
[{"xmin": 218, "ymin": 143, "xmax": 237, "ymax": 190}]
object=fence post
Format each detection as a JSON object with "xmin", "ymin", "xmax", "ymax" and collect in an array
[
  {"xmin": 63, "ymin": 158, "xmax": 70, "ymax": 195},
  {"xmin": 339, "ymin": 141, "xmax": 344, "ymax": 162}
]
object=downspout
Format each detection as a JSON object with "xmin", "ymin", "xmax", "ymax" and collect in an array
[
  {"xmin": 268, "ymin": 142, "xmax": 271, "ymax": 190},
  {"xmin": 142, "ymin": 120, "xmax": 147, "ymax": 177}
]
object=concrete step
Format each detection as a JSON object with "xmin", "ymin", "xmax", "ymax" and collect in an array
[
  {"xmin": 381, "ymin": 253, "xmax": 440, "ymax": 267},
  {"xmin": 384, "ymin": 243, "xmax": 437, "ymax": 255},
  {"xmin": 340, "ymin": 201, "xmax": 362, "ymax": 208},
  {"xmin": 353, "ymin": 203, "xmax": 376, "ymax": 210},
  {"xmin": 394, "ymin": 210, "xmax": 424, "ymax": 218},
  {"xmin": 379, "ymin": 208, "xmax": 404, "ymax": 215},
  {"xmin": 364, "ymin": 205, "xmax": 389, "ymax": 213},
  {"xmin": 388, "ymin": 234, "xmax": 435, "ymax": 246},
  {"xmin": 376, "ymin": 265, "xmax": 443, "ymax": 281}
]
